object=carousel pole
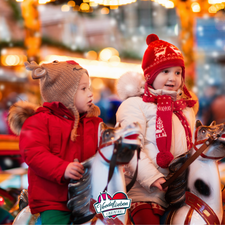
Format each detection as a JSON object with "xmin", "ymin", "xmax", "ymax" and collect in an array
[{"xmin": 21, "ymin": 0, "xmax": 41, "ymax": 63}]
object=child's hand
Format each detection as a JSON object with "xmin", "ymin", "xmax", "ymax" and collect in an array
[
  {"xmin": 64, "ymin": 160, "xmax": 84, "ymax": 180},
  {"xmin": 151, "ymin": 177, "xmax": 167, "ymax": 191}
]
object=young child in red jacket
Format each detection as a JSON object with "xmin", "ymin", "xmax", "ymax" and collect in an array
[{"xmin": 8, "ymin": 60, "xmax": 102, "ymax": 224}]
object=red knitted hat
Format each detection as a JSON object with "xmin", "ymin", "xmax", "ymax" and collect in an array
[{"xmin": 142, "ymin": 34, "xmax": 185, "ymax": 86}]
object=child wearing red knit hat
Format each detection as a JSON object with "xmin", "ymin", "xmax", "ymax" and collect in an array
[
  {"xmin": 116, "ymin": 34, "xmax": 197, "ymax": 224},
  {"xmin": 8, "ymin": 60, "xmax": 102, "ymax": 224}
]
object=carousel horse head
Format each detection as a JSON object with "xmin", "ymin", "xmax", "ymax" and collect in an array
[
  {"xmin": 194, "ymin": 120, "xmax": 225, "ymax": 158},
  {"xmin": 98, "ymin": 122, "xmax": 141, "ymax": 164},
  {"xmin": 67, "ymin": 122, "xmax": 141, "ymax": 224},
  {"xmin": 165, "ymin": 120, "xmax": 225, "ymax": 225}
]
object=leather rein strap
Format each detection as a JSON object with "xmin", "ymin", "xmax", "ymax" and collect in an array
[
  {"xmin": 126, "ymin": 146, "xmax": 140, "ymax": 193},
  {"xmin": 161, "ymin": 136, "xmax": 215, "ymax": 189},
  {"xmin": 103, "ymin": 137, "xmax": 122, "ymax": 192},
  {"xmin": 103, "ymin": 137, "xmax": 141, "ymax": 193}
]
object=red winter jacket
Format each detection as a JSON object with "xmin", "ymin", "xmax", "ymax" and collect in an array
[{"xmin": 19, "ymin": 102, "xmax": 102, "ymax": 214}]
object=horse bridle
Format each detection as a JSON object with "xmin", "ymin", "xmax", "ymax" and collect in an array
[
  {"xmin": 98, "ymin": 136, "xmax": 141, "ymax": 192},
  {"xmin": 162, "ymin": 131, "xmax": 219, "ymax": 189},
  {"xmin": 193, "ymin": 129, "xmax": 224, "ymax": 160}
]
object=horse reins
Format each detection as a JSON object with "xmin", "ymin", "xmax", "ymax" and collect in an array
[
  {"xmin": 161, "ymin": 135, "xmax": 217, "ymax": 190},
  {"xmin": 102, "ymin": 137, "xmax": 122, "ymax": 192},
  {"xmin": 99, "ymin": 136, "xmax": 140, "ymax": 192}
]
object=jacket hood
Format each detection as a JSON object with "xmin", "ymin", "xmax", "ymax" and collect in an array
[
  {"xmin": 8, "ymin": 101, "xmax": 100, "ymax": 136},
  {"xmin": 8, "ymin": 101, "xmax": 39, "ymax": 136}
]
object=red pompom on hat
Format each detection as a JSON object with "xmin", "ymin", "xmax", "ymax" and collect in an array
[
  {"xmin": 142, "ymin": 34, "xmax": 185, "ymax": 87},
  {"xmin": 146, "ymin": 33, "xmax": 159, "ymax": 45}
]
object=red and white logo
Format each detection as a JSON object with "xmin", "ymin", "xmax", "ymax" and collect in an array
[{"xmin": 94, "ymin": 191, "xmax": 131, "ymax": 219}]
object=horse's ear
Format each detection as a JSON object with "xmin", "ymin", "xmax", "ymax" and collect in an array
[
  {"xmin": 210, "ymin": 121, "xmax": 216, "ymax": 126},
  {"xmin": 195, "ymin": 120, "xmax": 203, "ymax": 128},
  {"xmin": 100, "ymin": 122, "xmax": 108, "ymax": 132},
  {"xmin": 115, "ymin": 122, "xmax": 121, "ymax": 128}
]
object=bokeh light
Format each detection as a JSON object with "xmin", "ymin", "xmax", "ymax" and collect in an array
[
  {"xmin": 68, "ymin": 0, "xmax": 76, "ymax": 7},
  {"xmin": 191, "ymin": 2, "xmax": 201, "ymax": 12},
  {"xmin": 92, "ymin": 78, "xmax": 105, "ymax": 90},
  {"xmin": 61, "ymin": 4, "xmax": 70, "ymax": 11},
  {"xmin": 86, "ymin": 51, "xmax": 98, "ymax": 60},
  {"xmin": 101, "ymin": 7, "xmax": 110, "ymax": 14},
  {"xmin": 80, "ymin": 3, "xmax": 90, "ymax": 11}
]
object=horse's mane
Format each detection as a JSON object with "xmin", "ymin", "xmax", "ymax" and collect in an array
[
  {"xmin": 67, "ymin": 156, "xmax": 94, "ymax": 223},
  {"xmin": 165, "ymin": 150, "xmax": 191, "ymax": 209}
]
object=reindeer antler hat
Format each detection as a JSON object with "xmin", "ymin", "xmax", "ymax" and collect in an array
[{"xmin": 24, "ymin": 60, "xmax": 100, "ymax": 141}]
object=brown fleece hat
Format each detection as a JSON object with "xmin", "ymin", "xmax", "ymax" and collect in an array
[{"xmin": 24, "ymin": 60, "xmax": 100, "ymax": 141}]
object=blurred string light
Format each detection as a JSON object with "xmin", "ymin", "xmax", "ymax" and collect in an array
[
  {"xmin": 101, "ymin": 7, "xmax": 110, "ymax": 14},
  {"xmin": 88, "ymin": 0, "xmax": 136, "ymax": 7},
  {"xmin": 61, "ymin": 4, "xmax": 71, "ymax": 11},
  {"xmin": 152, "ymin": 0, "xmax": 174, "ymax": 8},
  {"xmin": 191, "ymin": 2, "xmax": 201, "ymax": 12},
  {"xmin": 1, "ymin": 48, "xmax": 27, "ymax": 66},
  {"xmin": 208, "ymin": 0, "xmax": 224, "ymax": 3},
  {"xmin": 80, "ymin": 3, "xmax": 90, "ymax": 11},
  {"xmin": 1, "ymin": 54, "xmax": 27, "ymax": 66},
  {"xmin": 68, "ymin": 0, "xmax": 76, "ymax": 7},
  {"xmin": 85, "ymin": 51, "xmax": 98, "ymax": 60},
  {"xmin": 16, "ymin": 0, "xmax": 52, "ymax": 3},
  {"xmin": 39, "ymin": 0, "xmax": 51, "ymax": 4},
  {"xmin": 99, "ymin": 47, "xmax": 119, "ymax": 61},
  {"xmin": 208, "ymin": 3, "xmax": 225, "ymax": 13},
  {"xmin": 14, "ymin": 0, "xmax": 225, "ymax": 12},
  {"xmin": 208, "ymin": 0, "xmax": 225, "ymax": 13}
]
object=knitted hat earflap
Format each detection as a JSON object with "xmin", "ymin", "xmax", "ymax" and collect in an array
[{"xmin": 69, "ymin": 104, "xmax": 80, "ymax": 142}]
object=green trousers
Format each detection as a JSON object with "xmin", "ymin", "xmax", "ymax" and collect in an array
[
  {"xmin": 40, "ymin": 210, "xmax": 71, "ymax": 225},
  {"xmin": 0, "ymin": 207, "xmax": 14, "ymax": 224}
]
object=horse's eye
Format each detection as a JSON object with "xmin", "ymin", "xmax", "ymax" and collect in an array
[
  {"xmin": 105, "ymin": 131, "xmax": 110, "ymax": 137},
  {"xmin": 202, "ymin": 129, "xmax": 206, "ymax": 134}
]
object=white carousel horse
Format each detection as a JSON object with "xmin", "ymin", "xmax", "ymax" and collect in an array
[
  {"xmin": 13, "ymin": 122, "xmax": 141, "ymax": 225},
  {"xmin": 165, "ymin": 120, "xmax": 225, "ymax": 225}
]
